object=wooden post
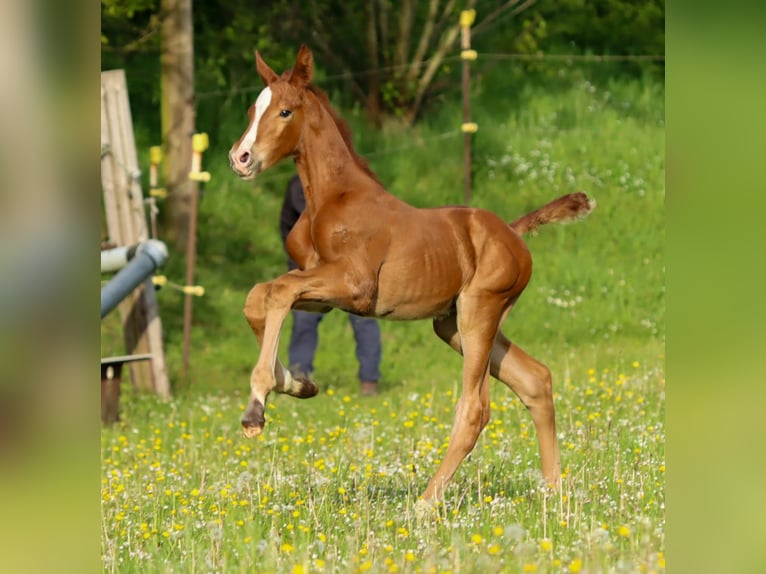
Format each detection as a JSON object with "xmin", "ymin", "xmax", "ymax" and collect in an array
[
  {"xmin": 101, "ymin": 354, "xmax": 153, "ymax": 424},
  {"xmin": 460, "ymin": 10, "xmax": 478, "ymax": 205},
  {"xmin": 183, "ymin": 134, "xmax": 211, "ymax": 377},
  {"xmin": 101, "ymin": 70, "xmax": 171, "ymax": 399},
  {"xmin": 161, "ymin": 0, "xmax": 197, "ymax": 252},
  {"xmin": 181, "ymin": 185, "xmax": 198, "ymax": 378}
]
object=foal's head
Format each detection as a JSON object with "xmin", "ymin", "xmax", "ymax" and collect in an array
[{"xmin": 229, "ymin": 45, "xmax": 314, "ymax": 180}]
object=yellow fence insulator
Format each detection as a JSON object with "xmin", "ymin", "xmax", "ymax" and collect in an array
[
  {"xmin": 192, "ymin": 133, "xmax": 209, "ymax": 152},
  {"xmin": 150, "ymin": 146, "xmax": 163, "ymax": 164},
  {"xmin": 188, "ymin": 171, "xmax": 211, "ymax": 182},
  {"xmin": 152, "ymin": 275, "xmax": 205, "ymax": 296},
  {"xmin": 182, "ymin": 285, "xmax": 205, "ymax": 297},
  {"xmin": 460, "ymin": 9, "xmax": 476, "ymax": 28}
]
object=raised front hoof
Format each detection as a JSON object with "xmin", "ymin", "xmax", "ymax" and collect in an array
[
  {"xmin": 241, "ymin": 401, "xmax": 265, "ymax": 438},
  {"xmin": 291, "ymin": 376, "xmax": 319, "ymax": 399},
  {"xmin": 241, "ymin": 424, "xmax": 263, "ymax": 439}
]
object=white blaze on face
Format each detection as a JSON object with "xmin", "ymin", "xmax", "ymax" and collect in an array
[{"xmin": 240, "ymin": 86, "xmax": 272, "ymax": 152}]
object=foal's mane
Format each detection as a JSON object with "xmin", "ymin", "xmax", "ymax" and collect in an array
[{"xmin": 304, "ymin": 83, "xmax": 383, "ymax": 185}]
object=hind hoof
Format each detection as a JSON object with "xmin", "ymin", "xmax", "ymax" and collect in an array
[{"xmin": 293, "ymin": 377, "xmax": 319, "ymax": 398}]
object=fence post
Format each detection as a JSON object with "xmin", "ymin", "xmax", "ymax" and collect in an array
[
  {"xmin": 182, "ymin": 133, "xmax": 211, "ymax": 378},
  {"xmin": 460, "ymin": 10, "xmax": 478, "ymax": 205}
]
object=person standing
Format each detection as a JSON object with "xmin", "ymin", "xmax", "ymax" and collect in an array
[{"xmin": 280, "ymin": 175, "xmax": 382, "ymax": 396}]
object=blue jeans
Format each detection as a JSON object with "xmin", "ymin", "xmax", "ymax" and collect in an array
[{"xmin": 288, "ymin": 310, "xmax": 382, "ymax": 382}]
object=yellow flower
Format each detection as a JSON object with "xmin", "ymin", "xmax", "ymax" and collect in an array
[
  {"xmin": 471, "ymin": 533, "xmax": 484, "ymax": 544},
  {"xmin": 493, "ymin": 526, "xmax": 504, "ymax": 537},
  {"xmin": 281, "ymin": 543, "xmax": 294, "ymax": 553},
  {"xmin": 358, "ymin": 560, "xmax": 372, "ymax": 572},
  {"xmin": 487, "ymin": 544, "xmax": 500, "ymax": 555},
  {"xmin": 540, "ymin": 539, "xmax": 553, "ymax": 552},
  {"xmin": 523, "ymin": 565, "xmax": 538, "ymax": 572},
  {"xmin": 405, "ymin": 551, "xmax": 416, "ymax": 561},
  {"xmin": 618, "ymin": 525, "xmax": 631, "ymax": 537},
  {"xmin": 292, "ymin": 566, "xmax": 305, "ymax": 574},
  {"xmin": 569, "ymin": 558, "xmax": 582, "ymax": 573}
]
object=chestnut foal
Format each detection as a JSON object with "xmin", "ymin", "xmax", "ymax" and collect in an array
[{"xmin": 229, "ymin": 45, "xmax": 594, "ymax": 504}]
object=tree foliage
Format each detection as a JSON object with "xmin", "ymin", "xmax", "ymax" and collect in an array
[{"xmin": 101, "ymin": 0, "xmax": 664, "ymax": 132}]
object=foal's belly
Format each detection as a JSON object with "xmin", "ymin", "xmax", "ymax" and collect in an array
[
  {"xmin": 374, "ymin": 297, "xmax": 456, "ymax": 321},
  {"xmin": 373, "ymin": 261, "xmax": 462, "ymax": 320}
]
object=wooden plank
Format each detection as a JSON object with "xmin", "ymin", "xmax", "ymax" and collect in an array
[
  {"xmin": 101, "ymin": 353, "xmax": 153, "ymax": 365},
  {"xmin": 102, "ymin": 71, "xmax": 135, "ymax": 244},
  {"xmin": 101, "ymin": 70, "xmax": 171, "ymax": 399},
  {"xmin": 101, "ymin": 79, "xmax": 123, "ymax": 245}
]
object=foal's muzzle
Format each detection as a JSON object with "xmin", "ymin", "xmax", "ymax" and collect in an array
[{"xmin": 228, "ymin": 149, "xmax": 260, "ymax": 179}]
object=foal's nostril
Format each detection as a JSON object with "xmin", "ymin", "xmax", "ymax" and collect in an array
[{"xmin": 238, "ymin": 151, "xmax": 251, "ymax": 165}]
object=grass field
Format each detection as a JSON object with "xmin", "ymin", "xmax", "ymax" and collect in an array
[{"xmin": 101, "ymin": 68, "xmax": 664, "ymax": 572}]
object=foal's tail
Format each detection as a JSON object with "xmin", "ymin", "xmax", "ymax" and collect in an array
[{"xmin": 509, "ymin": 192, "xmax": 596, "ymax": 236}]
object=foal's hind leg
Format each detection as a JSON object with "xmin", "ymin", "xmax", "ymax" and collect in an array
[
  {"xmin": 241, "ymin": 281, "xmax": 319, "ymax": 436},
  {"xmin": 489, "ymin": 331, "xmax": 561, "ymax": 487},
  {"xmin": 433, "ymin": 310, "xmax": 561, "ymax": 488},
  {"xmin": 420, "ymin": 294, "xmax": 501, "ymax": 502}
]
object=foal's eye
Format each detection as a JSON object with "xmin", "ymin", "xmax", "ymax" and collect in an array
[{"xmin": 279, "ymin": 109, "xmax": 292, "ymax": 118}]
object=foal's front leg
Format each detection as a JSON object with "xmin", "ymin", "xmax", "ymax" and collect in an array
[
  {"xmin": 241, "ymin": 264, "xmax": 368, "ymax": 438},
  {"xmin": 241, "ymin": 280, "xmax": 318, "ymax": 437}
]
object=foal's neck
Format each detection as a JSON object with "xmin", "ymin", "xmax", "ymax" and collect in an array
[{"xmin": 294, "ymin": 91, "xmax": 379, "ymax": 216}]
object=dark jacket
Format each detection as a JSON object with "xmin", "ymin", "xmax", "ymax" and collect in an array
[{"xmin": 280, "ymin": 175, "xmax": 306, "ymax": 270}]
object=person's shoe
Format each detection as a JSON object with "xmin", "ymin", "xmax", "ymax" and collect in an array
[{"xmin": 360, "ymin": 381, "xmax": 379, "ymax": 396}]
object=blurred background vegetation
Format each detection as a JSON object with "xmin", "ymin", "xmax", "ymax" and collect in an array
[
  {"xmin": 100, "ymin": 0, "xmax": 664, "ymax": 395},
  {"xmin": 102, "ymin": 0, "xmax": 663, "ymax": 145}
]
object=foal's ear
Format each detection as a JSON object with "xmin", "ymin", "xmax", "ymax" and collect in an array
[
  {"xmin": 255, "ymin": 50, "xmax": 279, "ymax": 86},
  {"xmin": 289, "ymin": 44, "xmax": 314, "ymax": 88}
]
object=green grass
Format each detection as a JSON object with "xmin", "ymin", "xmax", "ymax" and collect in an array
[
  {"xmin": 101, "ymin": 70, "xmax": 664, "ymax": 572},
  {"xmin": 102, "ymin": 359, "xmax": 664, "ymax": 573}
]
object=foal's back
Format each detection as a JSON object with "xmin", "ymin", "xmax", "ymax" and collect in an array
[{"xmin": 355, "ymin": 193, "xmax": 532, "ymax": 320}]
